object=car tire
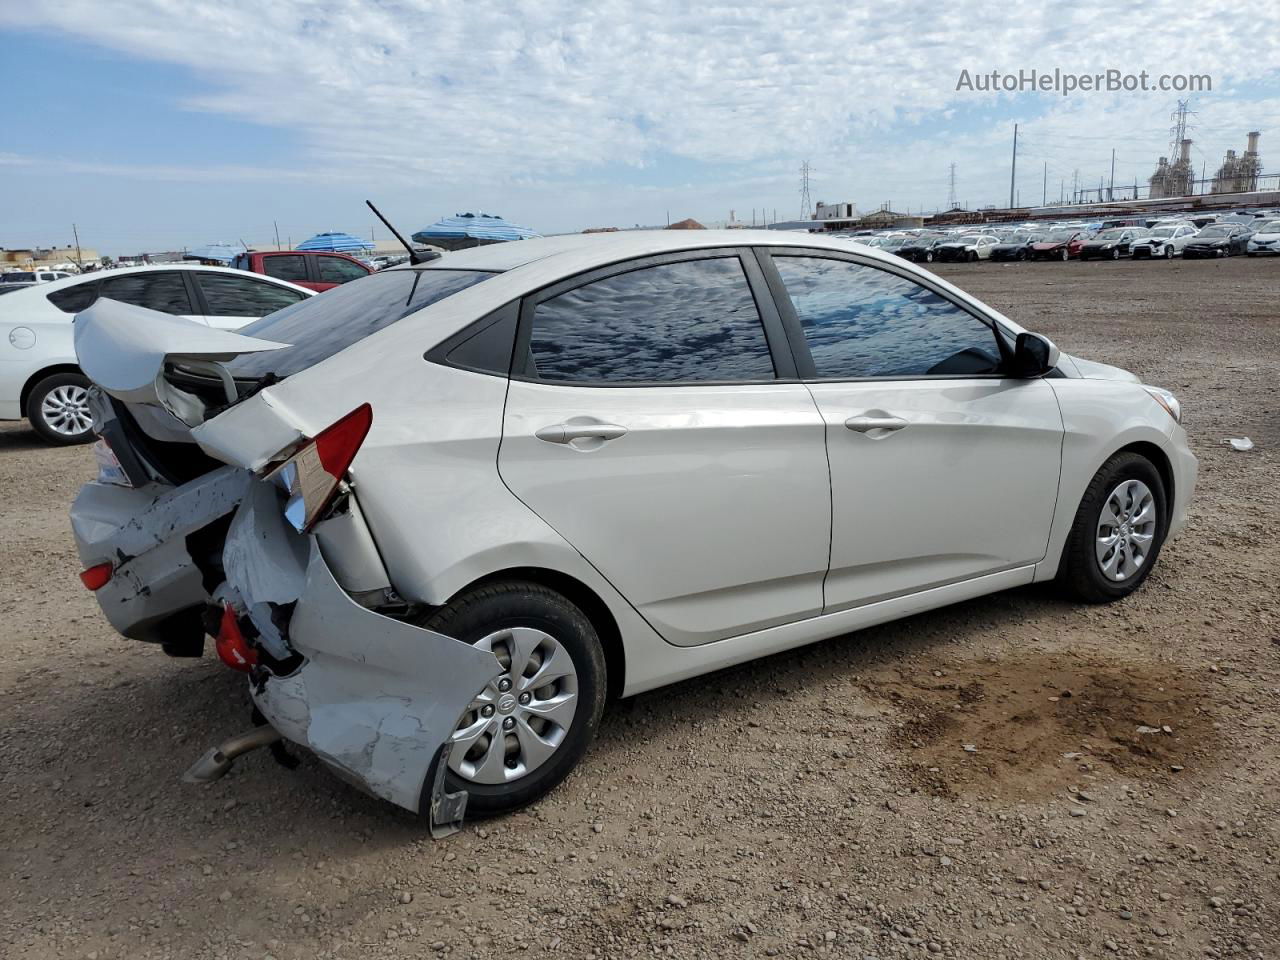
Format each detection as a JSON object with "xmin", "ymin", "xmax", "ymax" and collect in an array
[
  {"xmin": 1110, "ymin": 248, "xmax": 1120, "ymax": 260},
  {"xmin": 417, "ymin": 580, "xmax": 607, "ymax": 816},
  {"xmin": 25, "ymin": 372, "xmax": 96, "ymax": 445},
  {"xmin": 967, "ymin": 251, "xmax": 978, "ymax": 262},
  {"xmin": 1164, "ymin": 246, "xmax": 1174, "ymax": 259},
  {"xmin": 1057, "ymin": 452, "xmax": 1167, "ymax": 604},
  {"xmin": 924, "ymin": 251, "xmax": 934, "ymax": 263}
]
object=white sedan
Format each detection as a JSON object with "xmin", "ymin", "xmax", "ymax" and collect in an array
[
  {"xmin": 932, "ymin": 234, "xmax": 1001, "ymax": 261},
  {"xmin": 1246, "ymin": 220, "xmax": 1280, "ymax": 255},
  {"xmin": 1131, "ymin": 224, "xmax": 1199, "ymax": 259},
  {"xmin": 69, "ymin": 231, "xmax": 1196, "ymax": 831},
  {"xmin": 0, "ymin": 265, "xmax": 313, "ymax": 444}
]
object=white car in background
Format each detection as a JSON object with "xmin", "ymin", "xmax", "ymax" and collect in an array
[
  {"xmin": 1, "ymin": 265, "xmax": 313, "ymax": 444},
  {"xmin": 1131, "ymin": 224, "xmax": 1199, "ymax": 259},
  {"xmin": 1246, "ymin": 220, "xmax": 1280, "ymax": 255},
  {"xmin": 68, "ymin": 231, "xmax": 1195, "ymax": 831},
  {"xmin": 933, "ymin": 234, "xmax": 1001, "ymax": 261}
]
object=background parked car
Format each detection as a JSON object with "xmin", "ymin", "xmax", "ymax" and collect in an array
[
  {"xmin": 1131, "ymin": 225, "xmax": 1198, "ymax": 259},
  {"xmin": 895, "ymin": 235, "xmax": 946, "ymax": 263},
  {"xmin": 231, "ymin": 250, "xmax": 373, "ymax": 291},
  {"xmin": 1029, "ymin": 230, "xmax": 1086, "ymax": 261},
  {"xmin": 0, "ymin": 265, "xmax": 313, "ymax": 445},
  {"xmin": 1182, "ymin": 223, "xmax": 1254, "ymax": 258},
  {"xmin": 1246, "ymin": 219, "xmax": 1280, "ymax": 255},
  {"xmin": 990, "ymin": 234, "xmax": 1044, "ymax": 261},
  {"xmin": 1078, "ymin": 228, "xmax": 1150, "ymax": 260},
  {"xmin": 934, "ymin": 234, "xmax": 1000, "ymax": 262}
]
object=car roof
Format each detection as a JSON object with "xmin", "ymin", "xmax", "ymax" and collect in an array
[{"xmin": 415, "ymin": 229, "xmax": 927, "ymax": 276}]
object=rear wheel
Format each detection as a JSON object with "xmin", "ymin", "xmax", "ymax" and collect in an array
[
  {"xmin": 26, "ymin": 372, "xmax": 95, "ymax": 445},
  {"xmin": 418, "ymin": 581, "xmax": 606, "ymax": 815},
  {"xmin": 1058, "ymin": 452, "xmax": 1167, "ymax": 603}
]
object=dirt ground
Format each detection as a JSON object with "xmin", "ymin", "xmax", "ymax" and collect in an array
[{"xmin": 2, "ymin": 256, "xmax": 1277, "ymax": 960}]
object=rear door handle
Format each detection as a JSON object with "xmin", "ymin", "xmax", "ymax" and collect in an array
[
  {"xmin": 845, "ymin": 416, "xmax": 908, "ymax": 434},
  {"xmin": 535, "ymin": 422, "xmax": 629, "ymax": 444}
]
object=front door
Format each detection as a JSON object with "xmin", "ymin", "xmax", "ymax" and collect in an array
[
  {"xmin": 763, "ymin": 251, "xmax": 1064, "ymax": 612},
  {"xmin": 498, "ymin": 252, "xmax": 831, "ymax": 647}
]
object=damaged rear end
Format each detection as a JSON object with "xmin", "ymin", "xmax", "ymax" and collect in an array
[{"xmin": 70, "ymin": 297, "xmax": 500, "ymax": 834}]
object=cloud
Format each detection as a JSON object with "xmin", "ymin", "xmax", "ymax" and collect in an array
[{"xmin": 16, "ymin": 0, "xmax": 1280, "ymax": 221}]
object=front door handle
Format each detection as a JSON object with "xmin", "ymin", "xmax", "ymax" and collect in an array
[
  {"xmin": 535, "ymin": 422, "xmax": 629, "ymax": 444},
  {"xmin": 845, "ymin": 415, "xmax": 908, "ymax": 434}
]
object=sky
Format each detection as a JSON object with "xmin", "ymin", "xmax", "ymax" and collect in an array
[{"xmin": 3, "ymin": 1, "xmax": 1279, "ymax": 255}]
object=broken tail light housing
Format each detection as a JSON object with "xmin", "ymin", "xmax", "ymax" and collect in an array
[
  {"xmin": 215, "ymin": 603, "xmax": 258, "ymax": 672},
  {"xmin": 266, "ymin": 403, "xmax": 372, "ymax": 534},
  {"xmin": 79, "ymin": 562, "xmax": 113, "ymax": 591}
]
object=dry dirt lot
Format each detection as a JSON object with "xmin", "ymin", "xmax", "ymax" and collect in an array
[{"xmin": 2, "ymin": 256, "xmax": 1278, "ymax": 960}]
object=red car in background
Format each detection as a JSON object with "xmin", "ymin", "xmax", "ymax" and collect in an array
[
  {"xmin": 232, "ymin": 250, "xmax": 372, "ymax": 292},
  {"xmin": 1028, "ymin": 230, "xmax": 1086, "ymax": 261}
]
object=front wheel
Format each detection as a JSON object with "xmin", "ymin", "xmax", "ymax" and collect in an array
[
  {"xmin": 967, "ymin": 251, "xmax": 978, "ymax": 262},
  {"xmin": 418, "ymin": 581, "xmax": 606, "ymax": 816},
  {"xmin": 26, "ymin": 372, "xmax": 96, "ymax": 445},
  {"xmin": 1164, "ymin": 246, "xmax": 1174, "ymax": 259},
  {"xmin": 1058, "ymin": 452, "xmax": 1167, "ymax": 603},
  {"xmin": 924, "ymin": 251, "xmax": 934, "ymax": 263},
  {"xmin": 1110, "ymin": 248, "xmax": 1120, "ymax": 260},
  {"xmin": 1060, "ymin": 248, "xmax": 1070, "ymax": 261}
]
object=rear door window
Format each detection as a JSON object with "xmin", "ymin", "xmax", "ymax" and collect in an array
[
  {"xmin": 262, "ymin": 255, "xmax": 309, "ymax": 283},
  {"xmin": 316, "ymin": 256, "xmax": 369, "ymax": 284},
  {"xmin": 228, "ymin": 269, "xmax": 493, "ymax": 379},
  {"xmin": 196, "ymin": 273, "xmax": 309, "ymax": 317},
  {"xmin": 99, "ymin": 272, "xmax": 194, "ymax": 315},
  {"xmin": 527, "ymin": 256, "xmax": 775, "ymax": 383}
]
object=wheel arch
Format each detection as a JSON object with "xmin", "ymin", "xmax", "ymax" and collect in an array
[
  {"xmin": 21, "ymin": 363, "xmax": 85, "ymax": 411},
  {"xmin": 447, "ymin": 566, "xmax": 627, "ymax": 701},
  {"xmin": 1115, "ymin": 439, "xmax": 1174, "ymax": 521}
]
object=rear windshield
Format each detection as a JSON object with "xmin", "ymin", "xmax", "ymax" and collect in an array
[{"xmin": 228, "ymin": 269, "xmax": 494, "ymax": 379}]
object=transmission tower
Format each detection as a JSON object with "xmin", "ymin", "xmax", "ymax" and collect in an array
[
  {"xmin": 799, "ymin": 161, "xmax": 813, "ymax": 219},
  {"xmin": 1168, "ymin": 99, "xmax": 1195, "ymax": 155},
  {"xmin": 947, "ymin": 162, "xmax": 957, "ymax": 209}
]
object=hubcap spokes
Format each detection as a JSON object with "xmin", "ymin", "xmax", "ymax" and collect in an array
[
  {"xmin": 1095, "ymin": 479, "xmax": 1157, "ymax": 582},
  {"xmin": 448, "ymin": 627, "xmax": 579, "ymax": 784},
  {"xmin": 41, "ymin": 385, "xmax": 92, "ymax": 436}
]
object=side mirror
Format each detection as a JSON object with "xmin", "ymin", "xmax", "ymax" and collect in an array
[{"xmin": 1010, "ymin": 332, "xmax": 1060, "ymax": 377}]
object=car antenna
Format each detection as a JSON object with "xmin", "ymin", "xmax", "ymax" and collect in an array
[{"xmin": 365, "ymin": 200, "xmax": 436, "ymax": 265}]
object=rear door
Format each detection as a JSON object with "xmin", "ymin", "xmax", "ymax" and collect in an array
[
  {"xmin": 192, "ymin": 272, "xmax": 310, "ymax": 329},
  {"xmin": 498, "ymin": 250, "xmax": 831, "ymax": 647},
  {"xmin": 761, "ymin": 249, "xmax": 1064, "ymax": 613},
  {"xmin": 315, "ymin": 254, "xmax": 372, "ymax": 288}
]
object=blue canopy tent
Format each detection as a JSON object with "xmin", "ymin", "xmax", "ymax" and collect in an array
[
  {"xmin": 183, "ymin": 242, "xmax": 241, "ymax": 264},
  {"xmin": 296, "ymin": 232, "xmax": 374, "ymax": 253},
  {"xmin": 411, "ymin": 212, "xmax": 539, "ymax": 251}
]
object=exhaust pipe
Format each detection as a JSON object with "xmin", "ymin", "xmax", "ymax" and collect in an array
[{"xmin": 183, "ymin": 725, "xmax": 282, "ymax": 784}]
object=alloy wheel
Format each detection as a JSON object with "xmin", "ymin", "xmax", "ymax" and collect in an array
[
  {"xmin": 39, "ymin": 384, "xmax": 93, "ymax": 437},
  {"xmin": 1095, "ymin": 479, "xmax": 1158, "ymax": 582},
  {"xmin": 448, "ymin": 627, "xmax": 579, "ymax": 784}
]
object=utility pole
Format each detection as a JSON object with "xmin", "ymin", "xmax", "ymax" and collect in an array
[
  {"xmin": 1009, "ymin": 124, "xmax": 1018, "ymax": 209},
  {"xmin": 1109, "ymin": 148, "xmax": 1116, "ymax": 201},
  {"xmin": 1060, "ymin": 179, "xmax": 1064, "ymax": 203},
  {"xmin": 71, "ymin": 223, "xmax": 83, "ymax": 270},
  {"xmin": 1072, "ymin": 168, "xmax": 1079, "ymax": 203},
  {"xmin": 948, "ymin": 161, "xmax": 957, "ymax": 210},
  {"xmin": 273, "ymin": 220, "xmax": 282, "ymax": 251},
  {"xmin": 1042, "ymin": 161, "xmax": 1047, "ymax": 206}
]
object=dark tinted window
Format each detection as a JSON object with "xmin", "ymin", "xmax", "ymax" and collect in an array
[
  {"xmin": 99, "ymin": 272, "xmax": 194, "ymax": 315},
  {"xmin": 2, "ymin": 272, "xmax": 35, "ymax": 283},
  {"xmin": 316, "ymin": 256, "xmax": 369, "ymax": 283},
  {"xmin": 229, "ymin": 269, "xmax": 493, "ymax": 379},
  {"xmin": 262, "ymin": 255, "xmax": 309, "ymax": 282},
  {"xmin": 47, "ymin": 282, "xmax": 101, "ymax": 313},
  {"xmin": 196, "ymin": 273, "xmax": 308, "ymax": 317},
  {"xmin": 773, "ymin": 256, "xmax": 1000, "ymax": 378},
  {"xmin": 529, "ymin": 257, "xmax": 774, "ymax": 383}
]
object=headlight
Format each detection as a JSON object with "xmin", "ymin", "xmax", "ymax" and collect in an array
[
  {"xmin": 1143, "ymin": 386, "xmax": 1181, "ymax": 424},
  {"xmin": 1101, "ymin": 243, "xmax": 1114, "ymax": 249}
]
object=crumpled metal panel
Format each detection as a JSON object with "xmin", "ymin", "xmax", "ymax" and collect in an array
[{"xmin": 251, "ymin": 541, "xmax": 501, "ymax": 828}]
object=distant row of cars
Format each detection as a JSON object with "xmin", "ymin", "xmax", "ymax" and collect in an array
[{"xmin": 845, "ymin": 214, "xmax": 1280, "ymax": 264}]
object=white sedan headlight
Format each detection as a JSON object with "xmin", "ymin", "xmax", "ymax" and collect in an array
[{"xmin": 1143, "ymin": 386, "xmax": 1181, "ymax": 424}]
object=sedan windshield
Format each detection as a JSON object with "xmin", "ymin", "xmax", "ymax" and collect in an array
[
  {"xmin": 1197, "ymin": 226, "xmax": 1233, "ymax": 237},
  {"xmin": 1095, "ymin": 229, "xmax": 1128, "ymax": 241}
]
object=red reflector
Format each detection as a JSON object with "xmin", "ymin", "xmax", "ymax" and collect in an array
[
  {"xmin": 215, "ymin": 604, "xmax": 258, "ymax": 673},
  {"xmin": 315, "ymin": 403, "xmax": 373, "ymax": 478},
  {"xmin": 79, "ymin": 563, "xmax": 113, "ymax": 591}
]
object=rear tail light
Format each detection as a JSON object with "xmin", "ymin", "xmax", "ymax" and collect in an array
[
  {"xmin": 215, "ymin": 603, "xmax": 258, "ymax": 672},
  {"xmin": 79, "ymin": 562, "xmax": 113, "ymax": 591},
  {"xmin": 267, "ymin": 403, "xmax": 372, "ymax": 533}
]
